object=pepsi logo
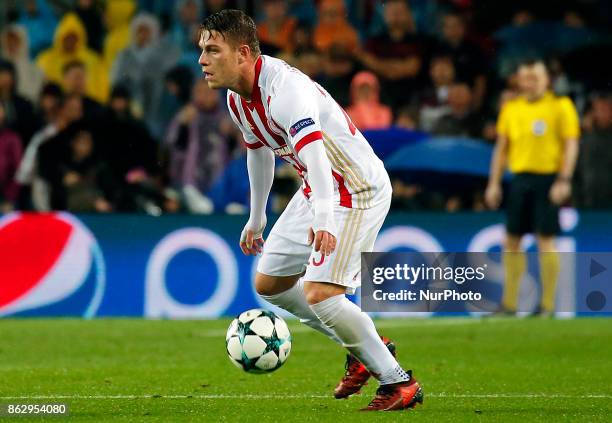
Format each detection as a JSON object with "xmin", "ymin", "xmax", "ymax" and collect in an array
[{"xmin": 0, "ymin": 212, "xmax": 105, "ymax": 317}]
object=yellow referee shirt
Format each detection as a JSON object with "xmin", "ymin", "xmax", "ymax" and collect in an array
[{"xmin": 496, "ymin": 91, "xmax": 580, "ymax": 174}]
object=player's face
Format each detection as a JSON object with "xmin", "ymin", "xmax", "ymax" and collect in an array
[{"xmin": 198, "ymin": 30, "xmax": 241, "ymax": 90}]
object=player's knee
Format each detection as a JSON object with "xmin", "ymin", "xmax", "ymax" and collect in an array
[
  {"xmin": 254, "ymin": 274, "xmax": 278, "ymax": 297},
  {"xmin": 304, "ymin": 282, "xmax": 345, "ymax": 305},
  {"xmin": 254, "ymin": 272, "xmax": 300, "ymax": 297},
  {"xmin": 304, "ymin": 288, "xmax": 327, "ymax": 305}
]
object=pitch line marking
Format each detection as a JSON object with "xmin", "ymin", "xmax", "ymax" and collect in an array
[
  {"xmin": 1, "ymin": 393, "xmax": 610, "ymax": 400},
  {"xmin": 197, "ymin": 318, "xmax": 482, "ymax": 337}
]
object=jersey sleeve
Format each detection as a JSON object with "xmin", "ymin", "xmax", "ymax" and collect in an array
[
  {"xmin": 269, "ymin": 79, "xmax": 323, "ymax": 157},
  {"xmin": 558, "ymin": 97, "xmax": 581, "ymax": 140},
  {"xmin": 226, "ymin": 92, "xmax": 264, "ymax": 150}
]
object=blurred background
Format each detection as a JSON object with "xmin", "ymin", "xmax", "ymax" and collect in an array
[{"xmin": 0, "ymin": 0, "xmax": 611, "ymax": 317}]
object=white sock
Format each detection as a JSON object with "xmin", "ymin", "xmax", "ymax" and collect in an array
[
  {"xmin": 260, "ymin": 279, "xmax": 342, "ymax": 344},
  {"xmin": 310, "ymin": 294, "xmax": 411, "ymax": 385}
]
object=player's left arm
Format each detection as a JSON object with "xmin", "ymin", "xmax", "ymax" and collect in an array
[
  {"xmin": 270, "ymin": 80, "xmax": 337, "ymax": 256},
  {"xmin": 550, "ymin": 98, "xmax": 581, "ymax": 205},
  {"xmin": 300, "ymin": 143, "xmax": 337, "ymax": 256}
]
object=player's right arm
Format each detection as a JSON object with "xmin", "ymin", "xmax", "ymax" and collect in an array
[
  {"xmin": 240, "ymin": 146, "xmax": 275, "ymax": 256},
  {"xmin": 485, "ymin": 105, "xmax": 510, "ymax": 209},
  {"xmin": 226, "ymin": 92, "xmax": 275, "ymax": 256}
]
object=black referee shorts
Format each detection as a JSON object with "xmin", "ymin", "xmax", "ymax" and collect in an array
[{"xmin": 505, "ymin": 173, "xmax": 560, "ymax": 236}]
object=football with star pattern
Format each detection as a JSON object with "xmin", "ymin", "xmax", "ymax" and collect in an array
[{"xmin": 226, "ymin": 309, "xmax": 292, "ymax": 373}]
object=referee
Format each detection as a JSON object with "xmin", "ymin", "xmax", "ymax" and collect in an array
[{"xmin": 485, "ymin": 60, "xmax": 580, "ymax": 315}]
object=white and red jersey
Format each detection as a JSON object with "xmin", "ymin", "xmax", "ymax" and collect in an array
[{"xmin": 226, "ymin": 55, "xmax": 391, "ymax": 209}]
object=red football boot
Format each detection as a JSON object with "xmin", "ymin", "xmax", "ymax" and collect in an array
[
  {"xmin": 333, "ymin": 336, "xmax": 396, "ymax": 399},
  {"xmin": 360, "ymin": 374, "xmax": 424, "ymax": 411}
]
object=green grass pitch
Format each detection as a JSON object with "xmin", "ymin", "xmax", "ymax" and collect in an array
[{"xmin": 0, "ymin": 317, "xmax": 611, "ymax": 422}]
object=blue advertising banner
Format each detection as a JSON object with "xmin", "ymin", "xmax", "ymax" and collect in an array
[{"xmin": 0, "ymin": 209, "xmax": 610, "ymax": 318}]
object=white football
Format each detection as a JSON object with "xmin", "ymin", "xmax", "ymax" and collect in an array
[{"xmin": 226, "ymin": 309, "xmax": 292, "ymax": 373}]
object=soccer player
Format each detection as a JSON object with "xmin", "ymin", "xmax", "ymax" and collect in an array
[
  {"xmin": 198, "ymin": 10, "xmax": 423, "ymax": 411},
  {"xmin": 485, "ymin": 60, "xmax": 580, "ymax": 315}
]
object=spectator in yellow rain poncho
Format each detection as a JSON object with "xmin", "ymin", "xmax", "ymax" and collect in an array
[{"xmin": 36, "ymin": 13, "xmax": 109, "ymax": 103}]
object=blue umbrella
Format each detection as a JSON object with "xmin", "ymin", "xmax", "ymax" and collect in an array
[
  {"xmin": 386, "ymin": 137, "xmax": 495, "ymax": 177},
  {"xmin": 384, "ymin": 137, "xmax": 510, "ymax": 192},
  {"xmin": 363, "ymin": 127, "xmax": 429, "ymax": 160}
]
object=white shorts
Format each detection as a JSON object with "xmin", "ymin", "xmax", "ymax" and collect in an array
[{"xmin": 257, "ymin": 191, "xmax": 391, "ymax": 294}]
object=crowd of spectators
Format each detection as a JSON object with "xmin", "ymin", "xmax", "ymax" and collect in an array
[{"xmin": 1, "ymin": 0, "xmax": 612, "ymax": 215}]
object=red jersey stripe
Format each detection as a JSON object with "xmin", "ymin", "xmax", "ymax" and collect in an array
[
  {"xmin": 331, "ymin": 170, "xmax": 353, "ymax": 208},
  {"xmin": 249, "ymin": 63, "xmax": 285, "ymax": 147},
  {"xmin": 244, "ymin": 139, "xmax": 264, "ymax": 149},
  {"xmin": 228, "ymin": 94, "xmax": 242, "ymax": 125},
  {"xmin": 294, "ymin": 131, "xmax": 323, "ymax": 154},
  {"xmin": 241, "ymin": 98, "xmax": 273, "ymax": 149},
  {"xmin": 253, "ymin": 103, "xmax": 286, "ymax": 146}
]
